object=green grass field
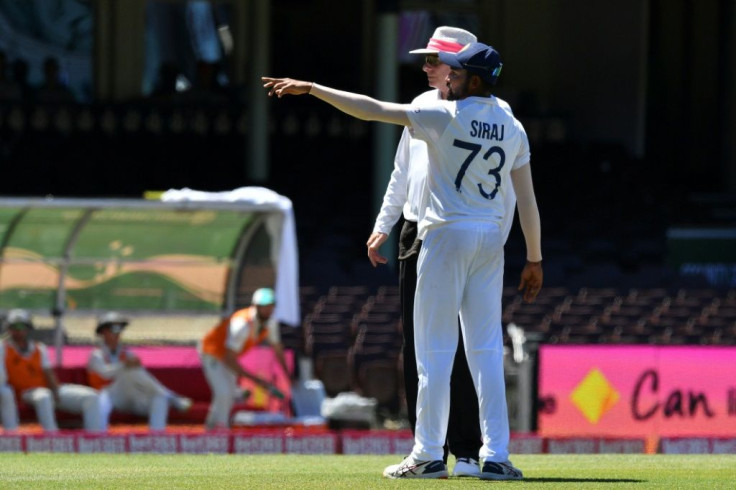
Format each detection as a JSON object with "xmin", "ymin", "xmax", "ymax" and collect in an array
[{"xmin": 0, "ymin": 454, "xmax": 734, "ymax": 489}]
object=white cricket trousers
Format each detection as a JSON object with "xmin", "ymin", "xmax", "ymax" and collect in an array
[
  {"xmin": 410, "ymin": 222, "xmax": 510, "ymax": 464},
  {"xmin": 200, "ymin": 352, "xmax": 238, "ymax": 429},
  {"xmin": 22, "ymin": 384, "xmax": 103, "ymax": 432},
  {"xmin": 98, "ymin": 368, "xmax": 173, "ymax": 431},
  {"xmin": 0, "ymin": 384, "xmax": 19, "ymax": 430}
]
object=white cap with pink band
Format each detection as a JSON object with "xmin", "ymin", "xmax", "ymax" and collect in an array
[{"xmin": 408, "ymin": 26, "xmax": 478, "ymax": 54}]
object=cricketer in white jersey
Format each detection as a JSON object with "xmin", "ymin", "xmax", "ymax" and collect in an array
[
  {"xmin": 370, "ymin": 27, "xmax": 508, "ymax": 480},
  {"xmin": 406, "ymin": 94, "xmax": 529, "ymax": 466},
  {"xmin": 372, "ymin": 88, "xmax": 517, "ymax": 244},
  {"xmin": 263, "ymin": 41, "xmax": 542, "ymax": 481}
]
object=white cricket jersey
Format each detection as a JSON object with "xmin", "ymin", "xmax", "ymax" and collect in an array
[
  {"xmin": 407, "ymin": 95, "xmax": 530, "ymax": 238},
  {"xmin": 374, "ymin": 91, "xmax": 517, "ymax": 238},
  {"xmin": 87, "ymin": 345, "xmax": 127, "ymax": 381}
]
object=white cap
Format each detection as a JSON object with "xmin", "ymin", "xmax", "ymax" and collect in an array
[
  {"xmin": 409, "ymin": 26, "xmax": 478, "ymax": 54},
  {"xmin": 5, "ymin": 309, "xmax": 33, "ymax": 329}
]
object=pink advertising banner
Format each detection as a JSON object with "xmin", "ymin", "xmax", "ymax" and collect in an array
[{"xmin": 538, "ymin": 346, "xmax": 736, "ymax": 437}]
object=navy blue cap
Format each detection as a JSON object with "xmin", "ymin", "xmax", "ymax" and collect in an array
[{"xmin": 438, "ymin": 42, "xmax": 503, "ymax": 85}]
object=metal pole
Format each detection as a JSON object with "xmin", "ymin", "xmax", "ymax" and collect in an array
[
  {"xmin": 224, "ymin": 214, "xmax": 266, "ymax": 314},
  {"xmin": 516, "ymin": 352, "xmax": 534, "ymax": 432},
  {"xmin": 247, "ymin": 0, "xmax": 271, "ymax": 182},
  {"xmin": 372, "ymin": 0, "xmax": 399, "ymax": 268},
  {"xmin": 54, "ymin": 208, "xmax": 95, "ymax": 367},
  {"xmin": 720, "ymin": 0, "xmax": 736, "ymax": 190}
]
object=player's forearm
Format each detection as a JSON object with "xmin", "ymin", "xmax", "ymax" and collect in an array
[
  {"xmin": 43, "ymin": 369, "xmax": 60, "ymax": 394},
  {"xmin": 223, "ymin": 352, "xmax": 268, "ymax": 385},
  {"xmin": 310, "ymin": 83, "xmax": 411, "ymax": 126},
  {"xmin": 88, "ymin": 356, "xmax": 122, "ymax": 379},
  {"xmin": 516, "ymin": 182, "xmax": 542, "ymax": 261},
  {"xmin": 273, "ymin": 345, "xmax": 291, "ymax": 380},
  {"xmin": 511, "ymin": 165, "xmax": 542, "ymax": 262},
  {"xmin": 518, "ymin": 202, "xmax": 542, "ymax": 262},
  {"xmin": 223, "ymin": 353, "xmax": 247, "ymax": 378},
  {"xmin": 241, "ymin": 369, "xmax": 273, "ymax": 388}
]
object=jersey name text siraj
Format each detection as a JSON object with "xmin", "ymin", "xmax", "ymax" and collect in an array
[{"xmin": 469, "ymin": 121, "xmax": 504, "ymax": 141}]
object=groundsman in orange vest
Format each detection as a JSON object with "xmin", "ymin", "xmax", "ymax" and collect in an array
[
  {"xmin": 0, "ymin": 309, "xmax": 103, "ymax": 432},
  {"xmin": 199, "ymin": 287, "xmax": 291, "ymax": 429}
]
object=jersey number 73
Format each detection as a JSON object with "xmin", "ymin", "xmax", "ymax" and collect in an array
[{"xmin": 453, "ymin": 139, "xmax": 506, "ymax": 200}]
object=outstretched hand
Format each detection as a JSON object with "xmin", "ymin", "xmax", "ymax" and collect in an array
[
  {"xmin": 518, "ymin": 260, "xmax": 543, "ymax": 303},
  {"xmin": 262, "ymin": 77, "xmax": 313, "ymax": 98}
]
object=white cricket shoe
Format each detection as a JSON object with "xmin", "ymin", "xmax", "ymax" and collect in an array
[
  {"xmin": 382, "ymin": 456, "xmax": 448, "ymax": 479},
  {"xmin": 452, "ymin": 457, "xmax": 481, "ymax": 477},
  {"xmin": 480, "ymin": 460, "xmax": 523, "ymax": 480}
]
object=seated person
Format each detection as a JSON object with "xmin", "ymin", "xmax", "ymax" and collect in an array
[
  {"xmin": 1, "ymin": 309, "xmax": 103, "ymax": 432},
  {"xmin": 87, "ymin": 312, "xmax": 192, "ymax": 431},
  {"xmin": 0, "ymin": 314, "xmax": 19, "ymax": 430},
  {"xmin": 199, "ymin": 287, "xmax": 291, "ymax": 429}
]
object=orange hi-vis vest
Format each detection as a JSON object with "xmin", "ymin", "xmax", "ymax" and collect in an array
[
  {"xmin": 5, "ymin": 341, "xmax": 47, "ymax": 395},
  {"xmin": 87, "ymin": 348, "xmax": 129, "ymax": 389},
  {"xmin": 201, "ymin": 307, "xmax": 269, "ymax": 360}
]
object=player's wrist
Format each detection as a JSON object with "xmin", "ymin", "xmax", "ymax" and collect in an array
[{"xmin": 526, "ymin": 259, "xmax": 542, "ymax": 265}]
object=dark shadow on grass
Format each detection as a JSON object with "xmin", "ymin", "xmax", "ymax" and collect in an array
[{"xmin": 520, "ymin": 478, "xmax": 646, "ymax": 483}]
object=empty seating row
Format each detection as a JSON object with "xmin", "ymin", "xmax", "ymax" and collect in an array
[{"xmin": 294, "ymin": 285, "xmax": 736, "ymax": 406}]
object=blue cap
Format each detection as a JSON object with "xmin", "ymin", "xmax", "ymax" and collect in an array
[
  {"xmin": 252, "ymin": 287, "xmax": 276, "ymax": 306},
  {"xmin": 438, "ymin": 42, "xmax": 503, "ymax": 85}
]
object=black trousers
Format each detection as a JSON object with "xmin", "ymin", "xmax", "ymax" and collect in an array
[{"xmin": 398, "ymin": 220, "xmax": 481, "ymax": 460}]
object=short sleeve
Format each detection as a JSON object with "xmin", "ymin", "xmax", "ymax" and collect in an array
[
  {"xmin": 225, "ymin": 316, "xmax": 251, "ymax": 352},
  {"xmin": 37, "ymin": 343, "xmax": 52, "ymax": 369},
  {"xmin": 512, "ymin": 121, "xmax": 531, "ymax": 169},
  {"xmin": 266, "ymin": 318, "xmax": 281, "ymax": 345},
  {"xmin": 87, "ymin": 347, "xmax": 123, "ymax": 380},
  {"xmin": 406, "ymin": 102, "xmax": 453, "ymax": 144}
]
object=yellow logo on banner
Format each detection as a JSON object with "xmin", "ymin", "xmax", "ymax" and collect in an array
[{"xmin": 570, "ymin": 368, "xmax": 620, "ymax": 424}]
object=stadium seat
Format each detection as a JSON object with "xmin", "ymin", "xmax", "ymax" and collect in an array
[
  {"xmin": 356, "ymin": 359, "xmax": 400, "ymax": 411},
  {"xmin": 375, "ymin": 285, "xmax": 400, "ymax": 301},
  {"xmin": 313, "ymin": 350, "xmax": 352, "ymax": 397}
]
